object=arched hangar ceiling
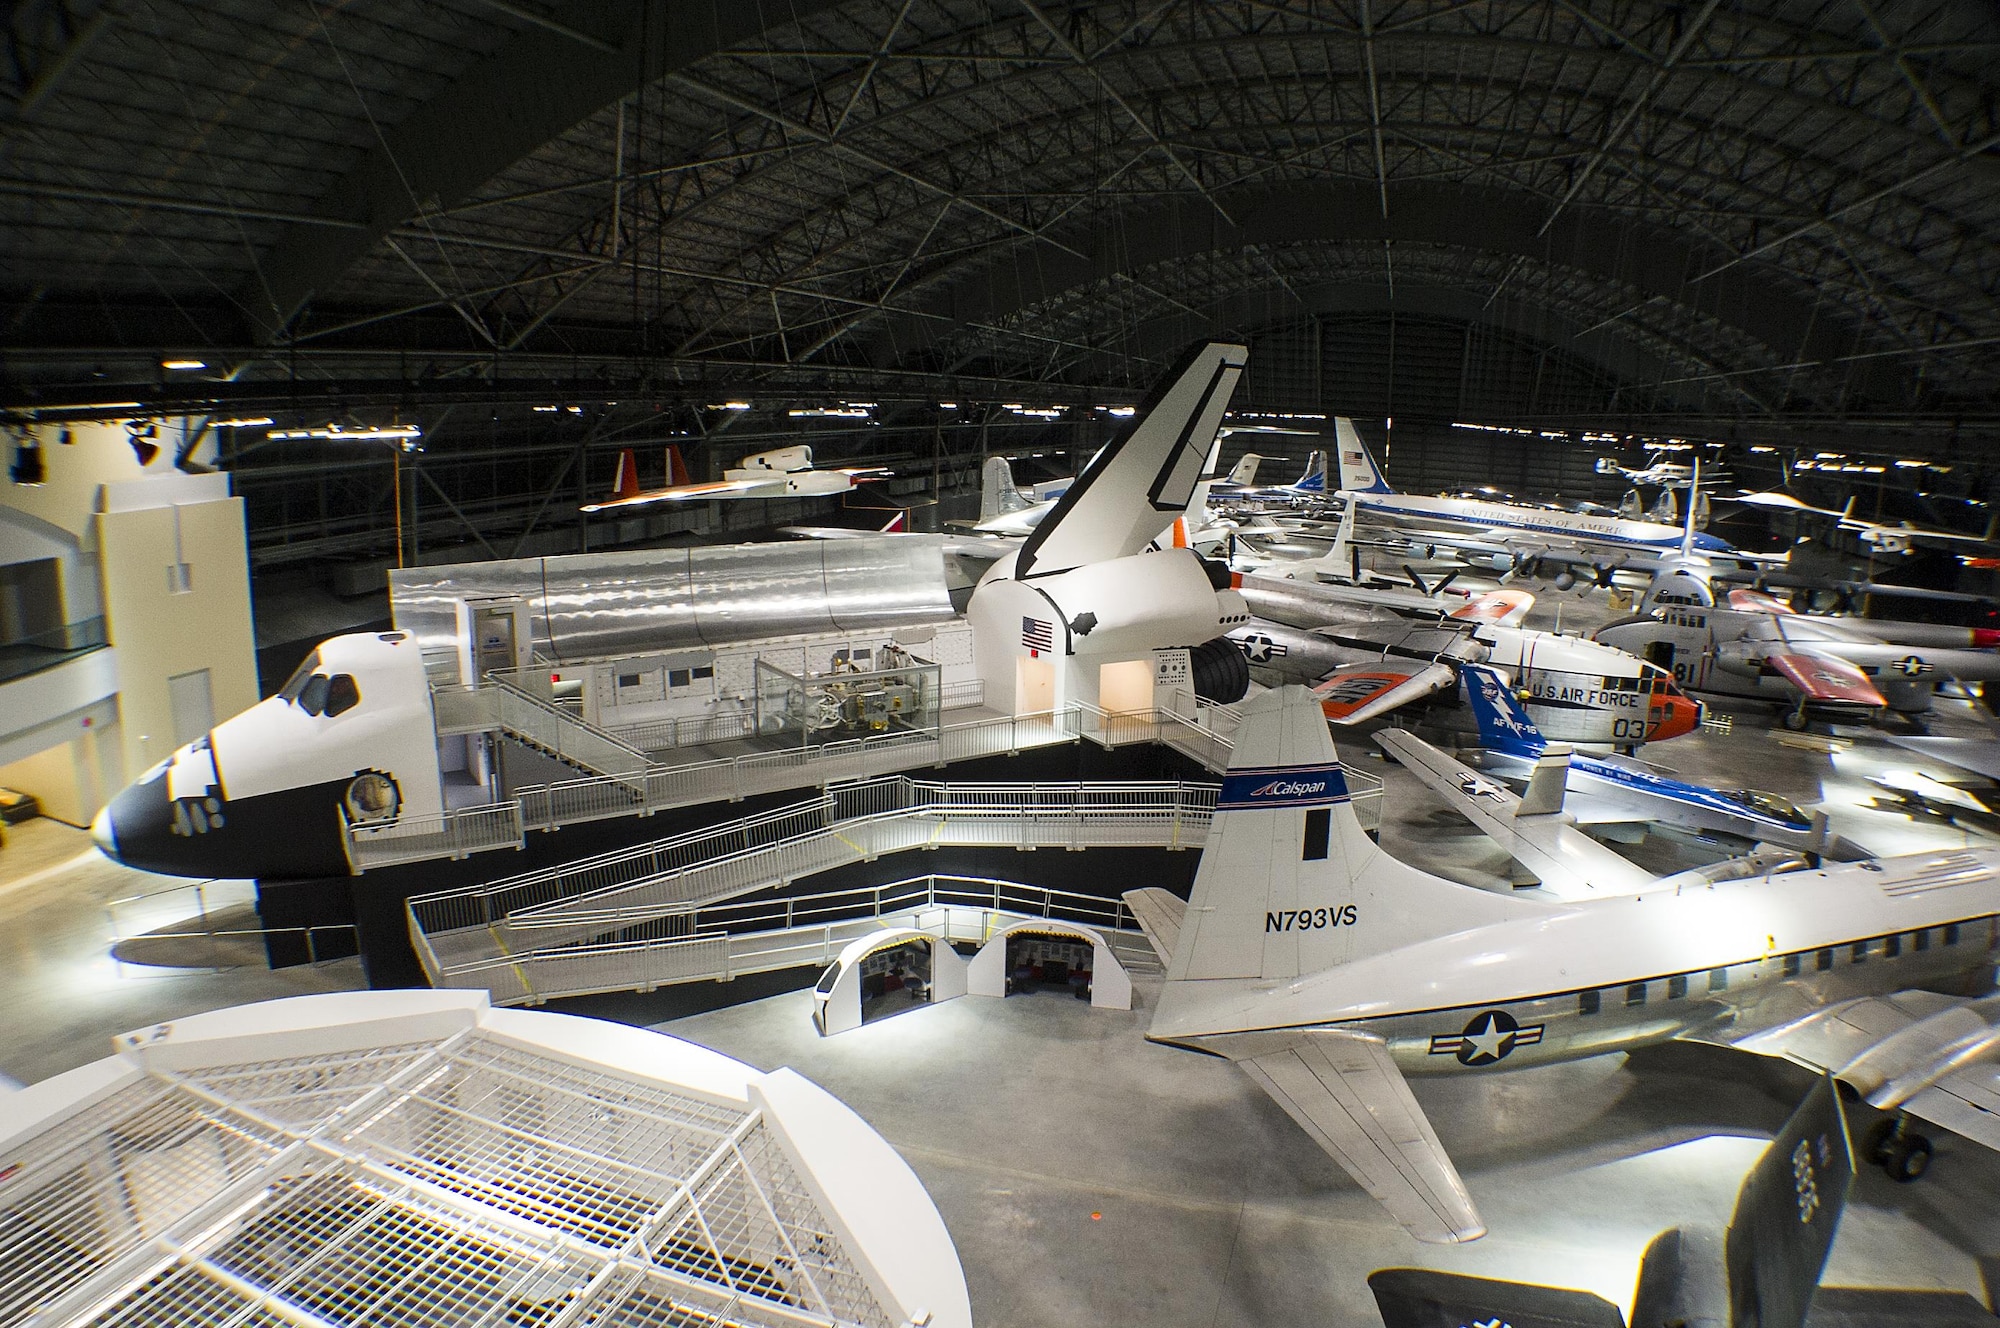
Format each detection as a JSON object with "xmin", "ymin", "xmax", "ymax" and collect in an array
[{"xmin": 2, "ymin": 0, "xmax": 1997, "ymax": 446}]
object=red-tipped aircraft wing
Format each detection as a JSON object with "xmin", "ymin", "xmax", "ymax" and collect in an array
[
  {"xmin": 1310, "ymin": 662, "xmax": 1458, "ymax": 725},
  {"xmin": 1767, "ymin": 652, "xmax": 1885, "ymax": 706}
]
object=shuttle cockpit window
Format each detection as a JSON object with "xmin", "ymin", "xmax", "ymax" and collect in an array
[
  {"xmin": 278, "ymin": 651, "xmax": 321, "ymax": 702},
  {"xmin": 293, "ymin": 672, "xmax": 361, "ymax": 718},
  {"xmin": 325, "ymin": 674, "xmax": 361, "ymax": 717}
]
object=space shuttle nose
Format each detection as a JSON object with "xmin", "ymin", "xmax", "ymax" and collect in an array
[{"xmin": 90, "ymin": 805, "xmax": 118, "ymax": 859}]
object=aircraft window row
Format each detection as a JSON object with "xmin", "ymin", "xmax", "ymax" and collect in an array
[{"xmin": 1575, "ymin": 923, "xmax": 1973, "ymax": 1016}]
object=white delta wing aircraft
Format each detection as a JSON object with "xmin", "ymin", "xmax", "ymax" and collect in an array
[
  {"xmin": 1126, "ymin": 685, "xmax": 2000, "ymax": 1245},
  {"xmin": 580, "ymin": 443, "xmax": 890, "ymax": 512}
]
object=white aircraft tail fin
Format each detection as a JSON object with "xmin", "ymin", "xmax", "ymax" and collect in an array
[
  {"xmin": 1227, "ymin": 452, "xmax": 1264, "ymax": 485},
  {"xmin": 1014, "ymin": 340, "xmax": 1247, "ymax": 577},
  {"xmin": 1650, "ymin": 488, "xmax": 1679, "ymax": 525},
  {"xmin": 979, "ymin": 456, "xmax": 1032, "ymax": 521},
  {"xmin": 1332, "ymin": 419, "xmax": 1394, "ymax": 494},
  {"xmin": 1166, "ymin": 686, "xmax": 1539, "ymax": 984},
  {"xmin": 1618, "ymin": 488, "xmax": 1644, "ymax": 520},
  {"xmin": 1679, "ymin": 456, "xmax": 1703, "ymax": 554}
]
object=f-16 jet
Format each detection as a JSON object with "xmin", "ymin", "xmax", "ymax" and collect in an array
[
  {"xmin": 1381, "ymin": 664, "xmax": 1838, "ymax": 881},
  {"xmin": 1127, "ymin": 685, "xmax": 2000, "ymax": 1245}
]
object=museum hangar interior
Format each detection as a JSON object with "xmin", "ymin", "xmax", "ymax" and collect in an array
[{"xmin": 1, "ymin": 2, "xmax": 1999, "ymax": 1325}]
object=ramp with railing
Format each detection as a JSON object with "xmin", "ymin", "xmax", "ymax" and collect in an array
[
  {"xmin": 405, "ymin": 766, "xmax": 1382, "ymax": 1000},
  {"xmin": 350, "ymin": 696, "xmax": 1239, "ymax": 871},
  {"xmin": 413, "ymin": 873, "xmax": 1163, "ymax": 1006},
  {"xmin": 406, "ymin": 775, "xmax": 1231, "ymax": 976}
]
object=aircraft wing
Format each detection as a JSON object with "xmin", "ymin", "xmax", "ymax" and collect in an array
[
  {"xmin": 580, "ymin": 477, "xmax": 775, "ymax": 512},
  {"xmin": 1120, "ymin": 888, "xmax": 1186, "ymax": 964},
  {"xmin": 1727, "ymin": 990, "xmax": 2000, "ymax": 1150},
  {"xmin": 1239, "ymin": 1030, "xmax": 1484, "ymax": 1244},
  {"xmin": 1309, "ymin": 662, "xmax": 1457, "ymax": 725},
  {"xmin": 1887, "ymin": 736, "xmax": 2000, "ymax": 781},
  {"xmin": 1375, "ymin": 730, "xmax": 1656, "ymax": 899},
  {"xmin": 1766, "ymin": 651, "xmax": 1887, "ymax": 706},
  {"xmin": 1904, "ymin": 1064, "xmax": 2000, "ymax": 1151}
]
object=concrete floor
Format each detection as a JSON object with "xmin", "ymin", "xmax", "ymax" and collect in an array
[
  {"xmin": 646, "ymin": 978, "xmax": 2000, "ymax": 1328},
  {"xmin": 0, "ymin": 817, "xmax": 362, "ymax": 1087},
  {"xmin": 2, "ymin": 661, "xmax": 1999, "ymax": 1324}
]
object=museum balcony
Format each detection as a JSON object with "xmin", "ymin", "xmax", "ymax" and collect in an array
[{"xmin": 0, "ymin": 616, "xmax": 108, "ymax": 686}]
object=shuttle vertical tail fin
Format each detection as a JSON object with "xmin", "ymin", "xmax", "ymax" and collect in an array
[
  {"xmin": 1333, "ymin": 420, "xmax": 1394, "ymax": 494},
  {"xmin": 1013, "ymin": 340, "xmax": 1247, "ymax": 577}
]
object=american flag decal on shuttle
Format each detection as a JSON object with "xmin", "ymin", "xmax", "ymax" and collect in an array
[{"xmin": 1022, "ymin": 617, "xmax": 1055, "ymax": 652}]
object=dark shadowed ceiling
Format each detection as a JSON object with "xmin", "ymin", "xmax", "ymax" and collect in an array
[{"xmin": 2, "ymin": 0, "xmax": 1997, "ymax": 450}]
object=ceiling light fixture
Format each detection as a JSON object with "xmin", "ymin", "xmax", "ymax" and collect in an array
[
  {"xmin": 268, "ymin": 424, "xmax": 422, "ymax": 443},
  {"xmin": 161, "ymin": 359, "xmax": 207, "ymax": 371}
]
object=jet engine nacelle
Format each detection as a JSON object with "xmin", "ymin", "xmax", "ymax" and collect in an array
[
  {"xmin": 733, "ymin": 445, "xmax": 814, "ymax": 474},
  {"xmin": 92, "ymin": 631, "xmax": 443, "ymax": 879}
]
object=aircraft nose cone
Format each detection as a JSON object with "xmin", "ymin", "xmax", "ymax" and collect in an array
[{"xmin": 90, "ymin": 804, "xmax": 118, "ymax": 859}]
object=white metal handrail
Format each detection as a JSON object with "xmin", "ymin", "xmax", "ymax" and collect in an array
[
  {"xmin": 355, "ymin": 695, "xmax": 1383, "ymax": 874},
  {"xmin": 418, "ymin": 872, "xmax": 1158, "ymax": 1005},
  {"xmin": 408, "ymin": 774, "xmax": 1217, "ymax": 941},
  {"xmin": 352, "ymin": 703, "xmax": 1088, "ymax": 870}
]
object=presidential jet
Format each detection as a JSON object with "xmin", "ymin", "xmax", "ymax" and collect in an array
[
  {"xmin": 1126, "ymin": 685, "xmax": 2000, "ymax": 1244},
  {"xmin": 1325, "ymin": 431, "xmax": 1788, "ymax": 597}
]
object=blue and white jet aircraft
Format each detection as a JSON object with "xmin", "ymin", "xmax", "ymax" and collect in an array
[{"xmin": 1446, "ymin": 662, "xmax": 1832, "ymax": 856}]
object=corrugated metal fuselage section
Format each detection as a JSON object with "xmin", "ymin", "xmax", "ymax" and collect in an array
[{"xmin": 389, "ymin": 536, "xmax": 955, "ymax": 669}]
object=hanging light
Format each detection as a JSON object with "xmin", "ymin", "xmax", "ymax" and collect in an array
[
  {"xmin": 125, "ymin": 420, "xmax": 159, "ymax": 466},
  {"xmin": 9, "ymin": 433, "xmax": 45, "ymax": 485}
]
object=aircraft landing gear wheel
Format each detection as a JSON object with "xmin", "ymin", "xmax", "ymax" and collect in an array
[
  {"xmin": 1782, "ymin": 704, "xmax": 1810, "ymax": 732},
  {"xmin": 1863, "ymin": 1117, "xmax": 1898, "ymax": 1165},
  {"xmin": 1883, "ymin": 1133, "xmax": 1933, "ymax": 1182}
]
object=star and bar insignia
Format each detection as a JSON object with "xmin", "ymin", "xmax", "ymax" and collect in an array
[{"xmin": 1428, "ymin": 1009, "xmax": 1545, "ymax": 1066}]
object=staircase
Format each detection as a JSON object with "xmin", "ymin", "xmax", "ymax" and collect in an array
[
  {"xmin": 407, "ymin": 775, "xmax": 1222, "ymax": 992},
  {"xmin": 436, "ymin": 681, "xmax": 648, "ymax": 792}
]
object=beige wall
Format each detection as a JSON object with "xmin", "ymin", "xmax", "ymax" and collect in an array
[
  {"xmin": 0, "ymin": 722, "xmax": 122, "ymax": 826},
  {"xmin": 98, "ymin": 493, "xmax": 258, "ymax": 777},
  {"xmin": 6, "ymin": 421, "xmax": 162, "ymax": 547}
]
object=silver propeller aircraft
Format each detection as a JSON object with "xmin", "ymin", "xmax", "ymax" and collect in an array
[{"xmin": 1123, "ymin": 685, "xmax": 2000, "ymax": 1244}]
